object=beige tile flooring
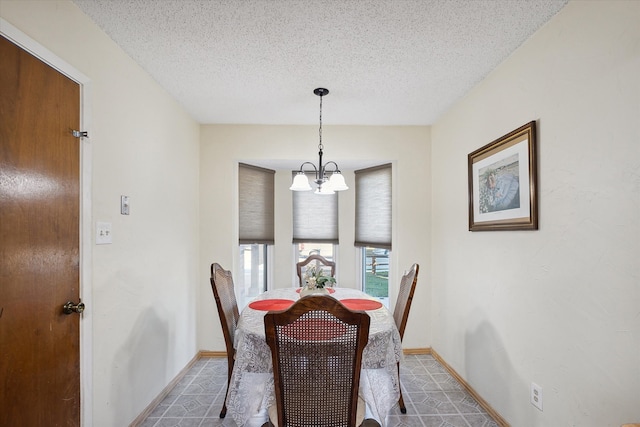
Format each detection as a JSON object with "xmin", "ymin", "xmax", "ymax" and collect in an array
[{"xmin": 139, "ymin": 354, "xmax": 499, "ymax": 427}]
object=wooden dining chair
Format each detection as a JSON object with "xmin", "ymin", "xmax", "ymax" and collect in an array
[
  {"xmin": 296, "ymin": 254, "xmax": 336, "ymax": 286},
  {"xmin": 210, "ymin": 262, "xmax": 240, "ymax": 419},
  {"xmin": 262, "ymin": 295, "xmax": 380, "ymax": 427},
  {"xmin": 392, "ymin": 263, "xmax": 420, "ymax": 414}
]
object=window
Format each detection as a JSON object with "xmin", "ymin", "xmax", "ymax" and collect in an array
[
  {"xmin": 292, "ymin": 172, "xmax": 338, "ymax": 284},
  {"xmin": 355, "ymin": 164, "xmax": 391, "ymax": 299},
  {"xmin": 238, "ymin": 163, "xmax": 274, "ymax": 306},
  {"xmin": 295, "ymin": 242, "xmax": 336, "ymax": 287},
  {"xmin": 361, "ymin": 247, "xmax": 389, "ymax": 298},
  {"xmin": 237, "ymin": 243, "xmax": 268, "ymax": 308},
  {"xmin": 295, "ymin": 243, "xmax": 335, "ymax": 265}
]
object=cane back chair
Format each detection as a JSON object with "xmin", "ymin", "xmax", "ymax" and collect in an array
[
  {"xmin": 393, "ymin": 263, "xmax": 420, "ymax": 414},
  {"xmin": 296, "ymin": 254, "xmax": 336, "ymax": 286},
  {"xmin": 263, "ymin": 295, "xmax": 380, "ymax": 427},
  {"xmin": 210, "ymin": 262, "xmax": 240, "ymax": 418}
]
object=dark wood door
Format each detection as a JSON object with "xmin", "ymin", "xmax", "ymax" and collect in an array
[{"xmin": 0, "ymin": 35, "xmax": 81, "ymax": 426}]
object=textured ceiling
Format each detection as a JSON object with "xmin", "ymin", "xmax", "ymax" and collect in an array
[{"xmin": 72, "ymin": 0, "xmax": 568, "ymax": 126}]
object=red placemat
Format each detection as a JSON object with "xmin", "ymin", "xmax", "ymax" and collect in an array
[
  {"xmin": 248, "ymin": 299, "xmax": 295, "ymax": 311},
  {"xmin": 340, "ymin": 299, "xmax": 383, "ymax": 311},
  {"xmin": 295, "ymin": 287, "xmax": 335, "ymax": 294},
  {"xmin": 281, "ymin": 319, "xmax": 347, "ymax": 341}
]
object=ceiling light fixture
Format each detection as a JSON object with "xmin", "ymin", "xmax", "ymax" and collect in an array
[{"xmin": 289, "ymin": 88, "xmax": 348, "ymax": 195}]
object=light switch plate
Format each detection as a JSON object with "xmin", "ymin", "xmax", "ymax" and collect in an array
[
  {"xmin": 121, "ymin": 195, "xmax": 130, "ymax": 215},
  {"xmin": 96, "ymin": 221, "xmax": 112, "ymax": 244}
]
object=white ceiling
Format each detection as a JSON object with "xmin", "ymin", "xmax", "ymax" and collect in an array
[{"xmin": 72, "ymin": 0, "xmax": 568, "ymax": 126}]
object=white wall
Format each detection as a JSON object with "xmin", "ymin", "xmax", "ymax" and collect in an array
[
  {"xmin": 431, "ymin": 1, "xmax": 640, "ymax": 426},
  {"xmin": 1, "ymin": 2, "xmax": 201, "ymax": 426},
  {"xmin": 199, "ymin": 124, "xmax": 431, "ymax": 351}
]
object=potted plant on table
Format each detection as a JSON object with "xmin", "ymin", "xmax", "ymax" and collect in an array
[{"xmin": 301, "ymin": 265, "xmax": 336, "ymax": 297}]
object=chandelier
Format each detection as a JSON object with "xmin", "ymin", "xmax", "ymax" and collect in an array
[{"xmin": 289, "ymin": 88, "xmax": 348, "ymax": 194}]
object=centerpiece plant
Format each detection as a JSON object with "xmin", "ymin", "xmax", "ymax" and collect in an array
[{"xmin": 303, "ymin": 265, "xmax": 336, "ymax": 289}]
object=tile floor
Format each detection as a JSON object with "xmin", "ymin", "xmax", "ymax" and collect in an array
[{"xmin": 139, "ymin": 354, "xmax": 499, "ymax": 427}]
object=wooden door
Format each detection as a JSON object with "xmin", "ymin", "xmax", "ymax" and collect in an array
[{"xmin": 0, "ymin": 35, "xmax": 81, "ymax": 426}]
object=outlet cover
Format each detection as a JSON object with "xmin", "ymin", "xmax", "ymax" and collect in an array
[{"xmin": 531, "ymin": 382, "xmax": 543, "ymax": 411}]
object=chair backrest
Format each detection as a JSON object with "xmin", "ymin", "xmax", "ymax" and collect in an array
[
  {"xmin": 296, "ymin": 254, "xmax": 336, "ymax": 286},
  {"xmin": 393, "ymin": 263, "xmax": 419, "ymax": 340},
  {"xmin": 210, "ymin": 263, "xmax": 240, "ymax": 354},
  {"xmin": 264, "ymin": 296, "xmax": 370, "ymax": 427}
]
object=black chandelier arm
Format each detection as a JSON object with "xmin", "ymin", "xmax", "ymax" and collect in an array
[
  {"xmin": 296, "ymin": 159, "xmax": 340, "ymax": 182},
  {"xmin": 296, "ymin": 161, "xmax": 319, "ymax": 174},
  {"xmin": 323, "ymin": 161, "xmax": 341, "ymax": 173}
]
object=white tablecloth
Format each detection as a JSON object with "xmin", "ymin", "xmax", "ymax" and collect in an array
[{"xmin": 226, "ymin": 288, "xmax": 402, "ymax": 426}]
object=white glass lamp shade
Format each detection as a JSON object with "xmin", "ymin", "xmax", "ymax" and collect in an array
[
  {"xmin": 328, "ymin": 172, "xmax": 348, "ymax": 191},
  {"xmin": 290, "ymin": 172, "xmax": 312, "ymax": 191}
]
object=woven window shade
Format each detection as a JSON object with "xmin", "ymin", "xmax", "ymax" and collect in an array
[
  {"xmin": 292, "ymin": 172, "xmax": 339, "ymax": 243},
  {"xmin": 239, "ymin": 163, "xmax": 275, "ymax": 244},
  {"xmin": 355, "ymin": 163, "xmax": 392, "ymax": 249}
]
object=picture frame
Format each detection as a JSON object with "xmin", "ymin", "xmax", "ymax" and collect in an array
[{"xmin": 468, "ymin": 121, "xmax": 538, "ymax": 231}]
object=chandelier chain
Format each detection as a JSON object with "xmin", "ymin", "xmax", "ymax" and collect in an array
[{"xmin": 318, "ymin": 93, "xmax": 323, "ymax": 152}]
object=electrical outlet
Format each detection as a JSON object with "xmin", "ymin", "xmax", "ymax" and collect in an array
[{"xmin": 531, "ymin": 382, "xmax": 543, "ymax": 411}]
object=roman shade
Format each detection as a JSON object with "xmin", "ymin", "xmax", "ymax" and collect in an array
[
  {"xmin": 239, "ymin": 163, "xmax": 275, "ymax": 244},
  {"xmin": 355, "ymin": 163, "xmax": 392, "ymax": 249},
  {"xmin": 292, "ymin": 172, "xmax": 338, "ymax": 243}
]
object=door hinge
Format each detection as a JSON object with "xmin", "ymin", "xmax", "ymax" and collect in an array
[{"xmin": 71, "ymin": 130, "xmax": 88, "ymax": 139}]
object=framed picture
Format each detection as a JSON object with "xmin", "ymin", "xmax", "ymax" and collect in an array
[{"xmin": 468, "ymin": 121, "xmax": 538, "ymax": 231}]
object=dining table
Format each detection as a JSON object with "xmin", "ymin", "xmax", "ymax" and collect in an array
[{"xmin": 225, "ymin": 287, "xmax": 403, "ymax": 427}]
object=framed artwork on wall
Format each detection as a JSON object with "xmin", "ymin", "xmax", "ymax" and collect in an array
[{"xmin": 468, "ymin": 121, "xmax": 538, "ymax": 231}]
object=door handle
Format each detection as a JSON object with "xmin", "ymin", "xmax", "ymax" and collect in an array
[{"xmin": 63, "ymin": 300, "xmax": 85, "ymax": 315}]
